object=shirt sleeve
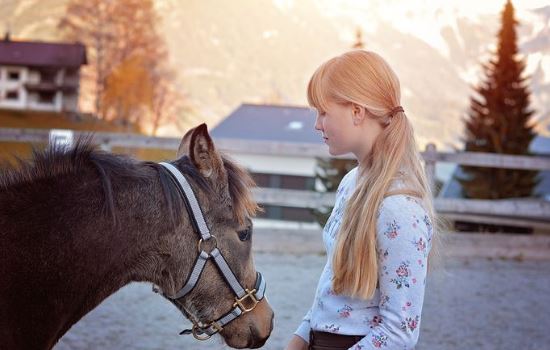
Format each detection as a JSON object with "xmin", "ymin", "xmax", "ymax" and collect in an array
[
  {"xmin": 348, "ymin": 196, "xmax": 433, "ymax": 350},
  {"xmin": 294, "ymin": 308, "xmax": 312, "ymax": 343}
]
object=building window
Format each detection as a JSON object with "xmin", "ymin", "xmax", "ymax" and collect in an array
[
  {"xmin": 252, "ymin": 173, "xmax": 271, "ymax": 188},
  {"xmin": 38, "ymin": 91, "xmax": 56, "ymax": 104},
  {"xmin": 280, "ymin": 206, "xmax": 316, "ymax": 222},
  {"xmin": 251, "ymin": 172, "xmax": 315, "ymax": 190},
  {"xmin": 39, "ymin": 69, "xmax": 57, "ymax": 83},
  {"xmin": 6, "ymin": 90, "xmax": 19, "ymax": 100},
  {"xmin": 8, "ymin": 71, "xmax": 20, "ymax": 81},
  {"xmin": 281, "ymin": 174, "xmax": 315, "ymax": 190},
  {"xmin": 257, "ymin": 204, "xmax": 316, "ymax": 222}
]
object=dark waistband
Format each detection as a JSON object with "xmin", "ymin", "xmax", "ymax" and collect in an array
[{"xmin": 309, "ymin": 330, "xmax": 364, "ymax": 349}]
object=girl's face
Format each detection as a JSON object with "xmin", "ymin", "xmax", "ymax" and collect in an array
[{"xmin": 314, "ymin": 100, "xmax": 383, "ymax": 160}]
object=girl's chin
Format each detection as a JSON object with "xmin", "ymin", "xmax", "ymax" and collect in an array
[
  {"xmin": 327, "ymin": 145, "xmax": 354, "ymax": 158},
  {"xmin": 327, "ymin": 147, "xmax": 345, "ymax": 156}
]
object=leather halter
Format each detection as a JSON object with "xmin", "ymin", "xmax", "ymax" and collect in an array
[{"xmin": 153, "ymin": 162, "xmax": 266, "ymax": 340}]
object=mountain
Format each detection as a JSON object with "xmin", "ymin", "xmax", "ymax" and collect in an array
[{"xmin": 1, "ymin": 0, "xmax": 549, "ymax": 151}]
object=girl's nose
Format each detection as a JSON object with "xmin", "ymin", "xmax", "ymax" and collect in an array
[{"xmin": 314, "ymin": 115, "xmax": 323, "ymax": 132}]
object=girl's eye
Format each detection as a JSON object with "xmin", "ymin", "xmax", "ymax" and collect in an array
[{"xmin": 238, "ymin": 228, "xmax": 252, "ymax": 241}]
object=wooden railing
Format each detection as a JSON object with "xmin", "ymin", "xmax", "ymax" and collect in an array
[{"xmin": 2, "ymin": 127, "xmax": 550, "ymax": 231}]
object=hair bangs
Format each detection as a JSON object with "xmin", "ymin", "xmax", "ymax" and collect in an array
[{"xmin": 307, "ymin": 61, "xmax": 334, "ymax": 114}]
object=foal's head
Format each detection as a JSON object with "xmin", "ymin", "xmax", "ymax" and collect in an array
[{"xmin": 156, "ymin": 124, "xmax": 273, "ymax": 348}]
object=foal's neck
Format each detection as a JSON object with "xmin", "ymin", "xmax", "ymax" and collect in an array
[
  {"xmin": 52, "ymin": 168, "xmax": 181, "ymax": 341},
  {"xmin": 4, "ymin": 165, "xmax": 187, "ymax": 349}
]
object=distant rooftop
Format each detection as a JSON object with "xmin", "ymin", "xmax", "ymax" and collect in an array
[
  {"xmin": 0, "ymin": 34, "xmax": 87, "ymax": 68},
  {"xmin": 211, "ymin": 103, "xmax": 322, "ymax": 144}
]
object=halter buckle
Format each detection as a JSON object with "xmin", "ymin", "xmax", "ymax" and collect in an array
[
  {"xmin": 210, "ymin": 321, "xmax": 224, "ymax": 333},
  {"xmin": 233, "ymin": 288, "xmax": 259, "ymax": 313}
]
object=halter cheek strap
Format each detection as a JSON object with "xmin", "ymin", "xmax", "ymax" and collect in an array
[
  {"xmin": 154, "ymin": 162, "xmax": 266, "ymax": 340},
  {"xmin": 160, "ymin": 162, "xmax": 211, "ymax": 241}
]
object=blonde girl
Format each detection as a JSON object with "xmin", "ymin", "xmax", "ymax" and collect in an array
[{"xmin": 285, "ymin": 50, "xmax": 440, "ymax": 350}]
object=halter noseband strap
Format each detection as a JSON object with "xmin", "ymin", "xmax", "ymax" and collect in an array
[{"xmin": 155, "ymin": 162, "xmax": 266, "ymax": 340}]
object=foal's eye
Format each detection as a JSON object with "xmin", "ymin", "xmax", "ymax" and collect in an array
[{"xmin": 238, "ymin": 228, "xmax": 252, "ymax": 242}]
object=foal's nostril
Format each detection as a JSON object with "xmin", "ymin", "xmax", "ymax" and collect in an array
[
  {"xmin": 254, "ymin": 337, "xmax": 268, "ymax": 349},
  {"xmin": 248, "ymin": 325, "xmax": 269, "ymax": 349},
  {"xmin": 248, "ymin": 313, "xmax": 273, "ymax": 349}
]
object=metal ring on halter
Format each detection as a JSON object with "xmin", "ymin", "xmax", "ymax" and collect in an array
[
  {"xmin": 198, "ymin": 235, "xmax": 217, "ymax": 254},
  {"xmin": 192, "ymin": 324, "xmax": 212, "ymax": 340}
]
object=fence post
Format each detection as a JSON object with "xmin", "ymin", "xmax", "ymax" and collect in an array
[
  {"xmin": 424, "ymin": 143, "xmax": 437, "ymax": 194},
  {"xmin": 99, "ymin": 143, "xmax": 112, "ymax": 152},
  {"xmin": 48, "ymin": 129, "xmax": 73, "ymax": 151}
]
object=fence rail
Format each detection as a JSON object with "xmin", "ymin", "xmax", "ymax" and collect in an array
[{"xmin": 2, "ymin": 127, "xmax": 550, "ymax": 230}]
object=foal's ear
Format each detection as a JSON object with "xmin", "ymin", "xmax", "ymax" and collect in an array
[
  {"xmin": 176, "ymin": 127, "xmax": 194, "ymax": 158},
  {"xmin": 184, "ymin": 123, "xmax": 226, "ymax": 180}
]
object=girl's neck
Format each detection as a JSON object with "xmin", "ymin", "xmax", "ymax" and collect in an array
[{"xmin": 357, "ymin": 156, "xmax": 372, "ymax": 175}]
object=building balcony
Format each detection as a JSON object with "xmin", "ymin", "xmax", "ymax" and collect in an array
[{"xmin": 24, "ymin": 81, "xmax": 78, "ymax": 93}]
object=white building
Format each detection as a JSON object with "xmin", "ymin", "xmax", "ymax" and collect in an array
[
  {"xmin": 211, "ymin": 103, "xmax": 326, "ymax": 228},
  {"xmin": 0, "ymin": 33, "xmax": 87, "ymax": 113}
]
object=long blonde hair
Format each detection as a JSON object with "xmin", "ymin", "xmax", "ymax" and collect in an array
[{"xmin": 308, "ymin": 50, "xmax": 443, "ymax": 299}]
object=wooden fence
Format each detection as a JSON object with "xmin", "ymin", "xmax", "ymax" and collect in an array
[{"xmin": 2, "ymin": 127, "xmax": 550, "ymax": 231}]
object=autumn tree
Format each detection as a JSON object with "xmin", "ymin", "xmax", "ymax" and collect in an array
[
  {"xmin": 149, "ymin": 68, "xmax": 193, "ymax": 136},
  {"xmin": 58, "ymin": 0, "xmax": 183, "ymax": 133},
  {"xmin": 102, "ymin": 54, "xmax": 153, "ymax": 126},
  {"xmin": 58, "ymin": 0, "xmax": 115, "ymax": 118}
]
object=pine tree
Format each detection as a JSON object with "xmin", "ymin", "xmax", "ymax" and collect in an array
[
  {"xmin": 352, "ymin": 27, "xmax": 365, "ymax": 49},
  {"xmin": 457, "ymin": 0, "xmax": 539, "ymax": 199}
]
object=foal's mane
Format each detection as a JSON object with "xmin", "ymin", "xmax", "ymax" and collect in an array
[{"xmin": 0, "ymin": 135, "xmax": 258, "ymax": 227}]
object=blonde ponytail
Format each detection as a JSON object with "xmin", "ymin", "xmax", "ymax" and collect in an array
[{"xmin": 307, "ymin": 50, "xmax": 442, "ymax": 299}]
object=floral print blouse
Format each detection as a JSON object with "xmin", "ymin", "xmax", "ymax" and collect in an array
[{"xmin": 294, "ymin": 167, "xmax": 434, "ymax": 349}]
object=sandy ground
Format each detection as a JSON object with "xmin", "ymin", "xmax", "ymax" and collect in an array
[{"xmin": 55, "ymin": 251, "xmax": 550, "ymax": 350}]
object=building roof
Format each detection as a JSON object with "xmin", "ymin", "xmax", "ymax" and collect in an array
[
  {"xmin": 0, "ymin": 37, "xmax": 87, "ymax": 68},
  {"xmin": 211, "ymin": 103, "xmax": 322, "ymax": 144},
  {"xmin": 439, "ymin": 135, "xmax": 550, "ymax": 200}
]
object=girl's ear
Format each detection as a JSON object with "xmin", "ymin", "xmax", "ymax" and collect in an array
[{"xmin": 352, "ymin": 103, "xmax": 366, "ymax": 125}]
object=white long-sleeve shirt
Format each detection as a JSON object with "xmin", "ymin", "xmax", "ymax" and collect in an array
[{"xmin": 295, "ymin": 167, "xmax": 433, "ymax": 349}]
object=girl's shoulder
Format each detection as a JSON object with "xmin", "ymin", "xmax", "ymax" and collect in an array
[
  {"xmin": 378, "ymin": 194, "xmax": 428, "ymax": 222},
  {"xmin": 343, "ymin": 166, "xmax": 359, "ymax": 182},
  {"xmin": 377, "ymin": 194, "xmax": 433, "ymax": 239},
  {"xmin": 337, "ymin": 166, "xmax": 359, "ymax": 193}
]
